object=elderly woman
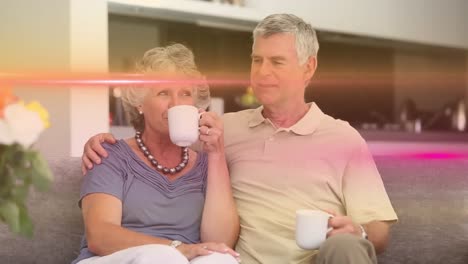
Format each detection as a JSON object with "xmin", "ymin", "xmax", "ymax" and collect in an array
[{"xmin": 72, "ymin": 44, "xmax": 240, "ymax": 264}]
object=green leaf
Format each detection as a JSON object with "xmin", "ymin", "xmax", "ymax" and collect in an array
[
  {"xmin": 0, "ymin": 164, "xmax": 14, "ymax": 199},
  {"xmin": 29, "ymin": 151, "xmax": 53, "ymax": 192},
  {"xmin": 11, "ymin": 184, "xmax": 29, "ymax": 204},
  {"xmin": 0, "ymin": 201, "xmax": 20, "ymax": 233},
  {"xmin": 10, "ymin": 160, "xmax": 33, "ymax": 182},
  {"xmin": 18, "ymin": 204, "xmax": 34, "ymax": 237},
  {"xmin": 0, "ymin": 146, "xmax": 53, "ymax": 237},
  {"xmin": 8, "ymin": 144, "xmax": 26, "ymax": 168}
]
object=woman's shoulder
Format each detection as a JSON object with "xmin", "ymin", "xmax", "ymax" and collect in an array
[
  {"xmin": 99, "ymin": 139, "xmax": 135, "ymax": 166},
  {"xmin": 102, "ymin": 139, "xmax": 126, "ymax": 152}
]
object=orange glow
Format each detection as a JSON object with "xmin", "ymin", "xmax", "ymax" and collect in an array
[{"xmin": 0, "ymin": 87, "xmax": 17, "ymax": 118}]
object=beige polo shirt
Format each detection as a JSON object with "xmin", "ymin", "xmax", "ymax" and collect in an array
[{"xmin": 222, "ymin": 102, "xmax": 397, "ymax": 264}]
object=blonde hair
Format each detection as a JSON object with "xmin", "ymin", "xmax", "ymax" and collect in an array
[{"xmin": 121, "ymin": 43, "xmax": 209, "ymax": 131}]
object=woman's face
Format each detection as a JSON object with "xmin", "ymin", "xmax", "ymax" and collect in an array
[{"xmin": 140, "ymin": 73, "xmax": 195, "ymax": 136}]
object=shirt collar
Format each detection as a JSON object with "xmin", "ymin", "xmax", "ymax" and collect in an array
[
  {"xmin": 247, "ymin": 106, "xmax": 266, "ymax": 128},
  {"xmin": 247, "ymin": 102, "xmax": 324, "ymax": 135},
  {"xmin": 289, "ymin": 102, "xmax": 324, "ymax": 135}
]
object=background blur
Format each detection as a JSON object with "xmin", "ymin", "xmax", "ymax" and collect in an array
[{"xmin": 1, "ymin": 0, "xmax": 467, "ymax": 157}]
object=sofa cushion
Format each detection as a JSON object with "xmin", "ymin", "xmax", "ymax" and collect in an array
[
  {"xmin": 377, "ymin": 157, "xmax": 468, "ymax": 264},
  {"xmin": 0, "ymin": 157, "xmax": 83, "ymax": 264},
  {"xmin": 1, "ymin": 156, "xmax": 468, "ymax": 263}
]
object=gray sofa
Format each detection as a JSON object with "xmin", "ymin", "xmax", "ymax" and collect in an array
[{"xmin": 1, "ymin": 156, "xmax": 467, "ymax": 264}]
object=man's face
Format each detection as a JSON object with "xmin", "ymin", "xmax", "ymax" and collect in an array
[{"xmin": 250, "ymin": 33, "xmax": 312, "ymax": 107}]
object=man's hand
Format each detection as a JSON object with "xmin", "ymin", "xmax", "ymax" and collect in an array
[
  {"xmin": 81, "ymin": 133, "xmax": 117, "ymax": 175},
  {"xmin": 326, "ymin": 211, "xmax": 362, "ymax": 238},
  {"xmin": 326, "ymin": 210, "xmax": 391, "ymax": 254}
]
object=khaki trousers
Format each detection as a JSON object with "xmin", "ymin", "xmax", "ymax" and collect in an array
[{"xmin": 314, "ymin": 234, "xmax": 377, "ymax": 264}]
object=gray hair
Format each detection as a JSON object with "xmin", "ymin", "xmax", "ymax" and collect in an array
[
  {"xmin": 253, "ymin": 14, "xmax": 319, "ymax": 65},
  {"xmin": 121, "ymin": 43, "xmax": 209, "ymax": 131}
]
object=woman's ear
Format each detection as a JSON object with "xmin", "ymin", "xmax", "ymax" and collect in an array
[{"xmin": 137, "ymin": 105, "xmax": 143, "ymax": 115}]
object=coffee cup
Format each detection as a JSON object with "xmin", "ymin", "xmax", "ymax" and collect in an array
[
  {"xmin": 295, "ymin": 209, "xmax": 333, "ymax": 250},
  {"xmin": 168, "ymin": 105, "xmax": 202, "ymax": 147}
]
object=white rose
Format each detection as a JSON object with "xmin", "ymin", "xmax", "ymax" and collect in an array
[{"xmin": 0, "ymin": 103, "xmax": 45, "ymax": 148}]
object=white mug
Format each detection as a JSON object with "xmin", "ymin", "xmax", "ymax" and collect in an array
[
  {"xmin": 168, "ymin": 105, "xmax": 201, "ymax": 147},
  {"xmin": 295, "ymin": 209, "xmax": 333, "ymax": 250}
]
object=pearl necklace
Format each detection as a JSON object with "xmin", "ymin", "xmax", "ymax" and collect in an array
[{"xmin": 135, "ymin": 131, "xmax": 189, "ymax": 174}]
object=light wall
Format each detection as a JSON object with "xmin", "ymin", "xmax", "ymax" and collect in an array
[
  {"xmin": 0, "ymin": 0, "xmax": 108, "ymax": 157},
  {"xmin": 69, "ymin": 0, "xmax": 109, "ymax": 157},
  {"xmin": 246, "ymin": 0, "xmax": 468, "ymax": 49},
  {"xmin": 0, "ymin": 0, "xmax": 72, "ymax": 156}
]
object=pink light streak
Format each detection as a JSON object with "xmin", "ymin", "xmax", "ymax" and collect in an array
[
  {"xmin": 399, "ymin": 152, "xmax": 468, "ymax": 160},
  {"xmin": 1, "ymin": 71, "xmax": 464, "ymax": 88},
  {"xmin": 0, "ymin": 73, "xmax": 250, "ymax": 87}
]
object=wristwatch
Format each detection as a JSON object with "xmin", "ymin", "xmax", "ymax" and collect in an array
[
  {"xmin": 170, "ymin": 240, "xmax": 182, "ymax": 248},
  {"xmin": 359, "ymin": 225, "xmax": 368, "ymax": 240}
]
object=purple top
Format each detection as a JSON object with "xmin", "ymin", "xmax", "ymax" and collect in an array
[{"xmin": 72, "ymin": 140, "xmax": 208, "ymax": 264}]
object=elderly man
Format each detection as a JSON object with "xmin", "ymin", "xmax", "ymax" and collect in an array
[{"xmin": 82, "ymin": 14, "xmax": 397, "ymax": 264}]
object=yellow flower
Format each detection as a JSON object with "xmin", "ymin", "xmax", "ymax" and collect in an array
[{"xmin": 25, "ymin": 101, "xmax": 50, "ymax": 128}]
